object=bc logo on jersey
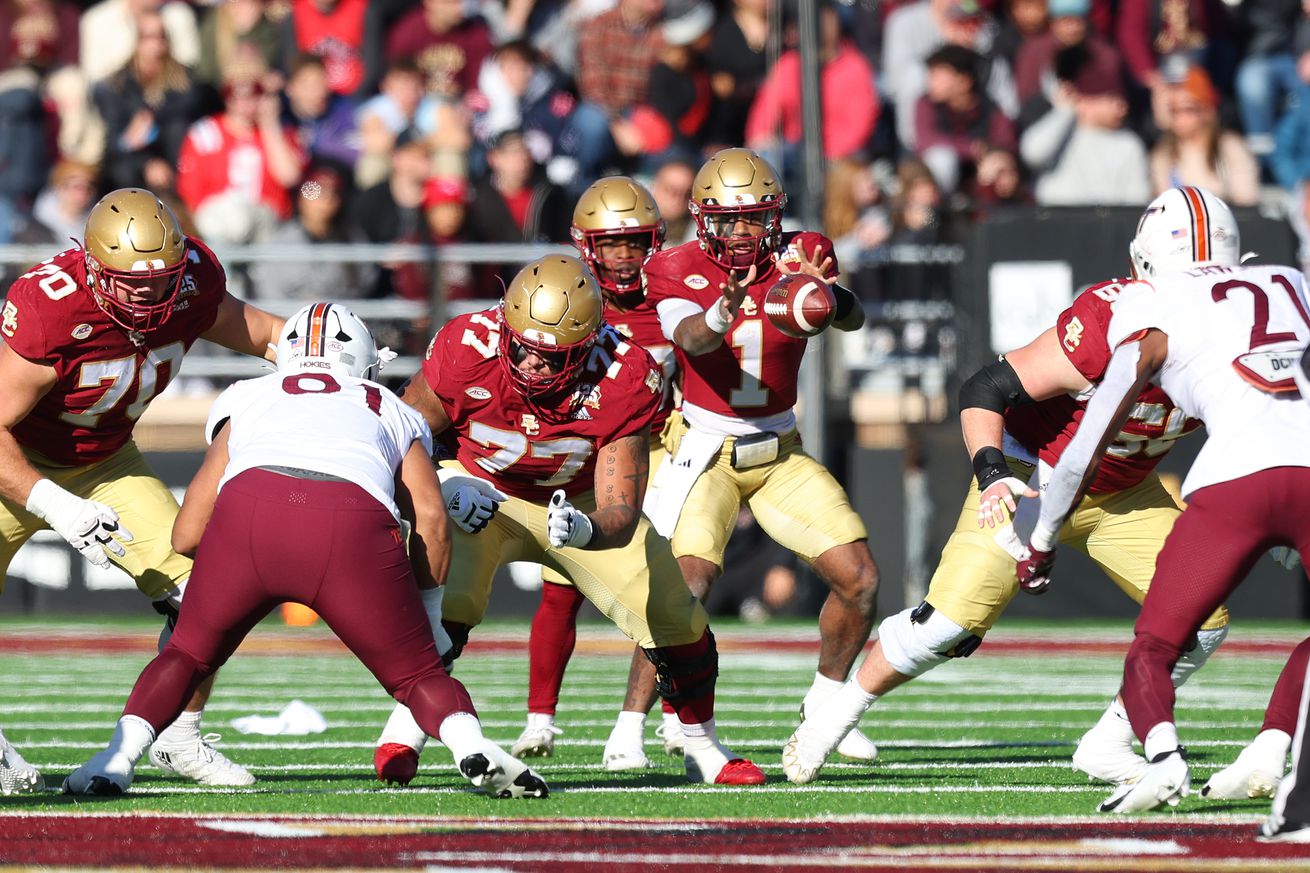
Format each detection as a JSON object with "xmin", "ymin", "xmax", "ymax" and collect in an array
[
  {"xmin": 1063, "ymin": 317, "xmax": 1085, "ymax": 352},
  {"xmin": 1, "ymin": 300, "xmax": 17, "ymax": 338}
]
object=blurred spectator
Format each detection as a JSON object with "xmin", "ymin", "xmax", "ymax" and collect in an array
[
  {"xmin": 176, "ymin": 62, "xmax": 306, "ymax": 245},
  {"xmin": 80, "ymin": 0, "xmax": 200, "ymax": 84},
  {"xmin": 1149, "ymin": 64, "xmax": 1258, "ymax": 206},
  {"xmin": 703, "ymin": 507, "xmax": 799, "ymax": 621},
  {"xmin": 0, "ymin": 35, "xmax": 50, "ymax": 242},
  {"xmin": 649, "ymin": 156, "xmax": 695, "ymax": 244},
  {"xmin": 992, "ymin": 0, "xmax": 1047, "ymax": 66},
  {"xmin": 881, "ymin": 0, "xmax": 1019, "ymax": 150},
  {"xmin": 355, "ymin": 56, "xmax": 469, "ymax": 189},
  {"xmin": 196, "ymin": 0, "xmax": 282, "ymax": 90},
  {"xmin": 974, "ymin": 146, "xmax": 1031, "ymax": 208},
  {"xmin": 1272, "ymin": 79, "xmax": 1310, "ymax": 190},
  {"xmin": 0, "ymin": 0, "xmax": 78, "ymax": 69},
  {"xmin": 93, "ymin": 10, "xmax": 207, "ymax": 192},
  {"xmin": 1019, "ymin": 46, "xmax": 1150, "ymax": 205},
  {"xmin": 352, "ymin": 130, "xmax": 433, "ymax": 300},
  {"xmin": 423, "ymin": 175, "xmax": 474, "ymax": 300},
  {"xmin": 283, "ymin": 53, "xmax": 359, "ymax": 169},
  {"xmin": 251, "ymin": 163, "xmax": 374, "ymax": 300},
  {"xmin": 283, "ymin": 0, "xmax": 368, "ymax": 97},
  {"xmin": 639, "ymin": 2, "xmax": 715, "ymax": 164},
  {"xmin": 1013, "ymin": 0, "xmax": 1119, "ymax": 107},
  {"xmin": 508, "ymin": 0, "xmax": 621, "ymax": 78},
  {"xmin": 704, "ymin": 0, "xmax": 770, "ymax": 147},
  {"xmin": 824, "ymin": 156, "xmax": 890, "ymax": 267},
  {"xmin": 913, "ymin": 44, "xmax": 1013, "ymax": 194},
  {"xmin": 466, "ymin": 129, "xmax": 570, "ymax": 245},
  {"xmin": 1234, "ymin": 0, "xmax": 1310, "ymax": 158},
  {"xmin": 746, "ymin": 1, "xmax": 878, "ymax": 170},
  {"xmin": 386, "ymin": 0, "xmax": 495, "ymax": 99},
  {"xmin": 20, "ymin": 158, "xmax": 97, "ymax": 244},
  {"xmin": 576, "ymin": 0, "xmax": 663, "ymax": 116},
  {"xmin": 890, "ymin": 157, "xmax": 944, "ymax": 244},
  {"xmin": 1115, "ymin": 0, "xmax": 1231, "ymax": 95}
]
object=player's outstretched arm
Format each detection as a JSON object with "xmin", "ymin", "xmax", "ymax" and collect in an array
[
  {"xmin": 201, "ymin": 294, "xmax": 286, "ymax": 361},
  {"xmin": 172, "ymin": 422, "xmax": 231, "ymax": 558},
  {"xmin": 672, "ymin": 264, "xmax": 756, "ymax": 356},
  {"xmin": 400, "ymin": 375, "xmax": 453, "ymax": 438},
  {"xmin": 0, "ymin": 342, "xmax": 58, "ymax": 507},
  {"xmin": 397, "ymin": 439, "xmax": 452, "ymax": 589}
]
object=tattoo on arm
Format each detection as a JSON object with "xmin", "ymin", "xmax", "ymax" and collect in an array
[{"xmin": 586, "ymin": 434, "xmax": 649, "ymax": 549}]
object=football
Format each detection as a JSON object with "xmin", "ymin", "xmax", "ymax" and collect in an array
[{"xmin": 763, "ymin": 274, "xmax": 837, "ymax": 338}]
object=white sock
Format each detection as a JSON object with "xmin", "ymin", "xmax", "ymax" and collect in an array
[
  {"xmin": 1253, "ymin": 728, "xmax": 1293, "ymax": 759},
  {"xmin": 1143, "ymin": 722, "xmax": 1180, "ymax": 761},
  {"xmin": 157, "ymin": 709, "xmax": 201, "ymax": 743},
  {"xmin": 610, "ymin": 710, "xmax": 646, "ymax": 740},
  {"xmin": 809, "ymin": 680, "xmax": 876, "ymax": 742},
  {"xmin": 420, "ymin": 587, "xmax": 453, "ymax": 657},
  {"xmin": 803, "ymin": 672, "xmax": 845, "ymax": 710},
  {"xmin": 112, "ymin": 715, "xmax": 157, "ymax": 765},
  {"xmin": 526, "ymin": 712, "xmax": 555, "ymax": 731},
  {"xmin": 679, "ymin": 716, "xmax": 714, "ymax": 741},
  {"xmin": 379, "ymin": 703, "xmax": 429, "ymax": 753},
  {"xmin": 437, "ymin": 711, "xmax": 486, "ymax": 761},
  {"xmin": 1092, "ymin": 697, "xmax": 1136, "ymax": 744},
  {"xmin": 661, "ymin": 710, "xmax": 682, "ymax": 736}
]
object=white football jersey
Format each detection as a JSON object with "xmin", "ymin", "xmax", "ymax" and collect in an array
[
  {"xmin": 1107, "ymin": 264, "xmax": 1310, "ymax": 498},
  {"xmin": 206, "ymin": 370, "xmax": 433, "ymax": 520}
]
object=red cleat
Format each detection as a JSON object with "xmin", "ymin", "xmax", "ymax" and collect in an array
[
  {"xmin": 374, "ymin": 743, "xmax": 419, "ymax": 786},
  {"xmin": 715, "ymin": 758, "xmax": 766, "ymax": 785}
]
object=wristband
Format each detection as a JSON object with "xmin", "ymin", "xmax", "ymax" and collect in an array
[
  {"xmin": 971, "ymin": 446, "xmax": 1010, "ymax": 493},
  {"xmin": 571, "ymin": 511, "xmax": 595, "ymax": 549},
  {"xmin": 25, "ymin": 478, "xmax": 71, "ymax": 523},
  {"xmin": 704, "ymin": 301, "xmax": 732, "ymax": 334}
]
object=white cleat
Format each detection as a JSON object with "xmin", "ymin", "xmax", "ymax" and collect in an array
[
  {"xmin": 1072, "ymin": 724, "xmax": 1147, "ymax": 785},
  {"xmin": 836, "ymin": 727, "xmax": 879, "ymax": 762},
  {"xmin": 601, "ymin": 736, "xmax": 651, "ymax": 772},
  {"xmin": 458, "ymin": 741, "xmax": 549, "ymax": 798},
  {"xmin": 510, "ymin": 723, "xmax": 563, "ymax": 758},
  {"xmin": 149, "ymin": 732, "xmax": 255, "ymax": 787},
  {"xmin": 0, "ymin": 732, "xmax": 44, "ymax": 795},
  {"xmin": 655, "ymin": 722, "xmax": 685, "ymax": 756},
  {"xmin": 781, "ymin": 722, "xmax": 838, "ymax": 785},
  {"xmin": 62, "ymin": 748, "xmax": 135, "ymax": 796},
  {"xmin": 1260, "ymin": 812, "xmax": 1310, "ymax": 843},
  {"xmin": 1201, "ymin": 730, "xmax": 1289, "ymax": 800},
  {"xmin": 1099, "ymin": 749, "xmax": 1190, "ymax": 813}
]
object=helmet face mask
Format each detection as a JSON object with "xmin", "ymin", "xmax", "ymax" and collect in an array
[
  {"xmin": 691, "ymin": 148, "xmax": 786, "ymax": 272},
  {"xmin": 1129, "ymin": 186, "xmax": 1240, "ymax": 279},
  {"xmin": 499, "ymin": 255, "xmax": 603, "ymax": 417},
  {"xmin": 570, "ymin": 177, "xmax": 665, "ymax": 304},
  {"xmin": 83, "ymin": 188, "xmax": 188, "ymax": 335},
  {"xmin": 276, "ymin": 303, "xmax": 380, "ymax": 381}
]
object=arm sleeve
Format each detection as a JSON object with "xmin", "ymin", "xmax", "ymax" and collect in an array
[{"xmin": 656, "ymin": 298, "xmax": 704, "ymax": 341}]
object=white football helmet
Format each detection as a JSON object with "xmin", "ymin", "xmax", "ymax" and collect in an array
[
  {"xmin": 1129, "ymin": 186, "xmax": 1240, "ymax": 279},
  {"xmin": 275, "ymin": 303, "xmax": 380, "ymax": 380}
]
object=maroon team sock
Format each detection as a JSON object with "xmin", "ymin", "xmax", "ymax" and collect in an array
[
  {"xmin": 1263, "ymin": 636, "xmax": 1310, "ymax": 735},
  {"xmin": 526, "ymin": 582, "xmax": 586, "ymax": 715}
]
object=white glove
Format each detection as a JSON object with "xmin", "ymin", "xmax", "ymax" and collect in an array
[
  {"xmin": 446, "ymin": 483, "xmax": 506, "ymax": 534},
  {"xmin": 977, "ymin": 476, "xmax": 1027, "ymax": 528},
  {"xmin": 547, "ymin": 489, "xmax": 594, "ymax": 549},
  {"xmin": 25, "ymin": 479, "xmax": 133, "ymax": 569},
  {"xmin": 1272, "ymin": 547, "xmax": 1303, "ymax": 572}
]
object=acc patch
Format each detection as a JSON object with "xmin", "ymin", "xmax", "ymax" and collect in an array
[
  {"xmin": 1063, "ymin": 316, "xmax": 1084, "ymax": 352},
  {"xmin": 465, "ymin": 386, "xmax": 492, "ymax": 400},
  {"xmin": 1, "ymin": 300, "xmax": 17, "ymax": 338},
  {"xmin": 71, "ymin": 323, "xmax": 92, "ymax": 340},
  {"xmin": 684, "ymin": 274, "xmax": 710, "ymax": 290}
]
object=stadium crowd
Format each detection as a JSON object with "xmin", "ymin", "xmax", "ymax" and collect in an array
[{"xmin": 2, "ymin": 0, "xmax": 1310, "ymax": 302}]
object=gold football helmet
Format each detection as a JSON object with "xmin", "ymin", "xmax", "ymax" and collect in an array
[
  {"xmin": 570, "ymin": 176, "xmax": 665, "ymax": 302},
  {"xmin": 690, "ymin": 148, "xmax": 787, "ymax": 270},
  {"xmin": 499, "ymin": 255, "xmax": 603, "ymax": 409},
  {"xmin": 84, "ymin": 188, "xmax": 189, "ymax": 334}
]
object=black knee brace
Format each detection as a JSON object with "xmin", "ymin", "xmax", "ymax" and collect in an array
[{"xmin": 643, "ymin": 629, "xmax": 719, "ymax": 705}]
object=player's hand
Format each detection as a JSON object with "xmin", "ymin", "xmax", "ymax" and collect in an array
[
  {"xmin": 778, "ymin": 243, "xmax": 837, "ymax": 284},
  {"xmin": 1016, "ymin": 547, "xmax": 1056, "ymax": 595},
  {"xmin": 716, "ymin": 263, "xmax": 757, "ymax": 321},
  {"xmin": 1272, "ymin": 546, "xmax": 1303, "ymax": 572},
  {"xmin": 25, "ymin": 480, "xmax": 133, "ymax": 570},
  {"xmin": 446, "ymin": 483, "xmax": 506, "ymax": 534},
  {"xmin": 977, "ymin": 476, "xmax": 1027, "ymax": 528},
  {"xmin": 547, "ymin": 489, "xmax": 594, "ymax": 549}
]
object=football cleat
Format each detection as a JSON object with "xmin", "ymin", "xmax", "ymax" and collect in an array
[
  {"xmin": 0, "ymin": 731, "xmax": 44, "ymax": 795},
  {"xmin": 713, "ymin": 758, "xmax": 766, "ymax": 785},
  {"xmin": 375, "ymin": 742, "xmax": 420, "ymax": 786},
  {"xmin": 62, "ymin": 748, "xmax": 135, "ymax": 796},
  {"xmin": 458, "ymin": 743, "xmax": 549, "ymax": 799},
  {"xmin": 655, "ymin": 722, "xmax": 685, "ymax": 756},
  {"xmin": 601, "ymin": 732, "xmax": 651, "ymax": 772},
  {"xmin": 149, "ymin": 732, "xmax": 255, "ymax": 787},
  {"xmin": 683, "ymin": 740, "xmax": 766, "ymax": 785},
  {"xmin": 1099, "ymin": 748, "xmax": 1190, "ymax": 814},
  {"xmin": 800, "ymin": 699, "xmax": 879, "ymax": 763},
  {"xmin": 781, "ymin": 725, "xmax": 835, "ymax": 785},
  {"xmin": 1072, "ymin": 724, "xmax": 1148, "ymax": 785},
  {"xmin": 1259, "ymin": 813, "xmax": 1310, "ymax": 843},
  {"xmin": 1201, "ymin": 730, "xmax": 1289, "ymax": 800},
  {"xmin": 510, "ymin": 723, "xmax": 563, "ymax": 758}
]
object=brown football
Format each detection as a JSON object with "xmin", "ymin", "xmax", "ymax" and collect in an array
[{"xmin": 763, "ymin": 274, "xmax": 837, "ymax": 338}]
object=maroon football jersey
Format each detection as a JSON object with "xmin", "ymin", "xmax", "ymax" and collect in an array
[
  {"xmin": 1004, "ymin": 279, "xmax": 1200, "ymax": 494},
  {"xmin": 2, "ymin": 243, "xmax": 227, "ymax": 465},
  {"xmin": 604, "ymin": 298, "xmax": 676, "ymax": 431},
  {"xmin": 422, "ymin": 310, "xmax": 663, "ymax": 501},
  {"xmin": 644, "ymin": 232, "xmax": 837, "ymax": 419}
]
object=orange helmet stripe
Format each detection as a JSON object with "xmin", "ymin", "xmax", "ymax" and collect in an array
[
  {"xmin": 1181, "ymin": 186, "xmax": 1210, "ymax": 262},
  {"xmin": 306, "ymin": 302, "xmax": 331, "ymax": 358}
]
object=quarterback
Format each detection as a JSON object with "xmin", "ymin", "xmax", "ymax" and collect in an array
[
  {"xmin": 372, "ymin": 255, "xmax": 764, "ymax": 787},
  {"xmin": 64, "ymin": 304, "xmax": 546, "ymax": 799},
  {"xmin": 0, "ymin": 189, "xmax": 282, "ymax": 793},
  {"xmin": 782, "ymin": 186, "xmax": 1235, "ymax": 786}
]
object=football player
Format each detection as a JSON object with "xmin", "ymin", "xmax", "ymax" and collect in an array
[
  {"xmin": 1012, "ymin": 225, "xmax": 1310, "ymax": 821},
  {"xmin": 503, "ymin": 177, "xmax": 687, "ymax": 767},
  {"xmin": 371, "ymin": 255, "xmax": 765, "ymax": 786},
  {"xmin": 781, "ymin": 186, "xmax": 1235, "ymax": 786},
  {"xmin": 607, "ymin": 147, "xmax": 882, "ymax": 767},
  {"xmin": 0, "ymin": 188, "xmax": 284, "ymax": 790},
  {"xmin": 64, "ymin": 304, "xmax": 547, "ymax": 798}
]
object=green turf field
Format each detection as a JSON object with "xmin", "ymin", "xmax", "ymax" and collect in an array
[{"xmin": 0, "ymin": 616, "xmax": 1298, "ymax": 820}]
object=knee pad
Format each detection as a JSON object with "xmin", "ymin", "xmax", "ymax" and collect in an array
[
  {"xmin": 1171, "ymin": 625, "xmax": 1229, "ymax": 687},
  {"xmin": 877, "ymin": 602, "xmax": 982, "ymax": 678},
  {"xmin": 644, "ymin": 629, "xmax": 718, "ymax": 705}
]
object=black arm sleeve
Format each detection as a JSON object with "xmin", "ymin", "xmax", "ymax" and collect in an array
[{"xmin": 958, "ymin": 356, "xmax": 1034, "ymax": 413}]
